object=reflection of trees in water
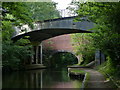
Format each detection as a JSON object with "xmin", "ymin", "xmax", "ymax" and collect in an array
[
  {"xmin": 3, "ymin": 69, "xmax": 82, "ymax": 88},
  {"xmin": 43, "ymin": 68, "xmax": 69, "ymax": 83}
]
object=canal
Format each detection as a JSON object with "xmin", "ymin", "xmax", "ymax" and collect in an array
[{"xmin": 2, "ymin": 68, "xmax": 82, "ymax": 88}]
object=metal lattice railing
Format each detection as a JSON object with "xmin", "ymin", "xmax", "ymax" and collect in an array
[{"xmin": 58, "ymin": 9, "xmax": 77, "ymax": 18}]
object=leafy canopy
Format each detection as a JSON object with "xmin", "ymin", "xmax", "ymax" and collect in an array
[{"xmin": 69, "ymin": 1, "xmax": 120, "ymax": 66}]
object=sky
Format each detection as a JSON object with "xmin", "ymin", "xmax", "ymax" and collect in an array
[
  {"xmin": 52, "ymin": 0, "xmax": 76, "ymax": 17},
  {"xmin": 52, "ymin": 0, "xmax": 73, "ymax": 10}
]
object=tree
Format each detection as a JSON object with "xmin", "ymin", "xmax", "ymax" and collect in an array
[
  {"xmin": 2, "ymin": 2, "xmax": 61, "ymax": 71},
  {"xmin": 26, "ymin": 2, "xmax": 61, "ymax": 21},
  {"xmin": 50, "ymin": 52, "xmax": 78, "ymax": 68},
  {"xmin": 25, "ymin": 2, "xmax": 61, "ymax": 65},
  {"xmin": 77, "ymin": 2, "xmax": 120, "ymax": 66},
  {"xmin": 2, "ymin": 2, "xmax": 33, "ymax": 27},
  {"xmin": 71, "ymin": 33, "xmax": 95, "ymax": 64},
  {"xmin": 2, "ymin": 2, "xmax": 33, "ymax": 71},
  {"xmin": 69, "ymin": 1, "xmax": 120, "ymax": 75}
]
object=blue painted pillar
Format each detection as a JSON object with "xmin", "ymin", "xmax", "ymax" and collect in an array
[
  {"xmin": 101, "ymin": 53, "xmax": 105, "ymax": 64},
  {"xmin": 95, "ymin": 50, "xmax": 105, "ymax": 66},
  {"xmin": 95, "ymin": 50, "xmax": 101, "ymax": 66}
]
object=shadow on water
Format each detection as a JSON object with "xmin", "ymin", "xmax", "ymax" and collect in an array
[{"xmin": 2, "ymin": 68, "xmax": 83, "ymax": 88}]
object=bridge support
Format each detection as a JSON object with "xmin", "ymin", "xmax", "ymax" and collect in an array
[
  {"xmin": 30, "ymin": 44, "xmax": 42, "ymax": 64},
  {"xmin": 35, "ymin": 46, "xmax": 39, "ymax": 64},
  {"xmin": 30, "ymin": 47, "xmax": 34, "ymax": 64},
  {"xmin": 25, "ymin": 43, "xmax": 46, "ymax": 69},
  {"xmin": 76, "ymin": 54, "xmax": 83, "ymax": 65},
  {"xmin": 95, "ymin": 50, "xmax": 105, "ymax": 66},
  {"xmin": 40, "ymin": 43, "xmax": 43, "ymax": 64}
]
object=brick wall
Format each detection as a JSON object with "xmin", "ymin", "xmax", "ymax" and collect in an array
[{"xmin": 42, "ymin": 34, "xmax": 74, "ymax": 52}]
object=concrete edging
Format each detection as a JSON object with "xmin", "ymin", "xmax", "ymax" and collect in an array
[
  {"xmin": 80, "ymin": 73, "xmax": 89, "ymax": 90},
  {"xmin": 68, "ymin": 68, "xmax": 89, "ymax": 89}
]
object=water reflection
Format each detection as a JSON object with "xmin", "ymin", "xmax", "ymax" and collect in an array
[{"xmin": 3, "ymin": 68, "xmax": 82, "ymax": 88}]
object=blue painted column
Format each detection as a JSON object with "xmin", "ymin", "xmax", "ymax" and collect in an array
[
  {"xmin": 95, "ymin": 50, "xmax": 105, "ymax": 66},
  {"xmin": 95, "ymin": 50, "xmax": 101, "ymax": 66}
]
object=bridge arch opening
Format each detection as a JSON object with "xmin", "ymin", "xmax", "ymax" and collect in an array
[
  {"xmin": 48, "ymin": 51, "xmax": 78, "ymax": 68},
  {"xmin": 11, "ymin": 16, "xmax": 93, "ymax": 69}
]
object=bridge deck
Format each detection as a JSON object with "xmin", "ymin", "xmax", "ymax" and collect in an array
[{"xmin": 12, "ymin": 16, "xmax": 94, "ymax": 42}]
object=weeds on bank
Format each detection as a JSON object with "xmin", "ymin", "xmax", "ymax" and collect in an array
[{"xmin": 96, "ymin": 56, "xmax": 120, "ymax": 88}]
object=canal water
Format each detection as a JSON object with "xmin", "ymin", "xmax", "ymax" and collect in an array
[{"xmin": 2, "ymin": 68, "xmax": 82, "ymax": 88}]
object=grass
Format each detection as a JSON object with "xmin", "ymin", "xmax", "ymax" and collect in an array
[
  {"xmin": 67, "ymin": 64, "xmax": 80, "ymax": 67},
  {"xmin": 95, "ymin": 61, "xmax": 120, "ymax": 88},
  {"xmin": 69, "ymin": 69, "xmax": 86, "ymax": 74},
  {"xmin": 84, "ymin": 72, "xmax": 90, "ymax": 88}
]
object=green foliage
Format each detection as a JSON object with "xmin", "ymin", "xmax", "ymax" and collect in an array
[
  {"xmin": 69, "ymin": 69, "xmax": 85, "ymax": 74},
  {"xmin": 71, "ymin": 33, "xmax": 95, "ymax": 64},
  {"xmin": 2, "ymin": 2, "xmax": 33, "ymax": 71},
  {"xmin": 2, "ymin": 21, "xmax": 14, "ymax": 41},
  {"xmin": 26, "ymin": 2, "xmax": 61, "ymax": 21},
  {"xmin": 75, "ymin": 2, "xmax": 120, "ymax": 86},
  {"xmin": 49, "ymin": 52, "xmax": 78, "ymax": 68},
  {"xmin": 97, "ymin": 56, "xmax": 120, "ymax": 87},
  {"xmin": 83, "ymin": 2, "xmax": 120, "ymax": 66},
  {"xmin": 98, "ymin": 56, "xmax": 116, "ymax": 75},
  {"xmin": 2, "ymin": 2, "xmax": 61, "ymax": 71},
  {"xmin": 70, "ymin": 2, "xmax": 120, "ymax": 67},
  {"xmin": 2, "ymin": 42, "xmax": 32, "ymax": 70},
  {"xmin": 2, "ymin": 2, "xmax": 33, "ymax": 27},
  {"xmin": 15, "ymin": 38, "xmax": 31, "ymax": 45}
]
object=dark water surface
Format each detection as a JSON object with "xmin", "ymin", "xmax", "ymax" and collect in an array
[{"xmin": 2, "ymin": 68, "xmax": 82, "ymax": 88}]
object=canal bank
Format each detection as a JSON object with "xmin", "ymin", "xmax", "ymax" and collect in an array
[
  {"xmin": 68, "ymin": 68, "xmax": 118, "ymax": 89},
  {"xmin": 3, "ymin": 66, "xmax": 117, "ymax": 89},
  {"xmin": 68, "ymin": 68, "xmax": 90, "ymax": 89}
]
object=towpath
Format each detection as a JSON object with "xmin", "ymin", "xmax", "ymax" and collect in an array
[
  {"xmin": 70, "ymin": 68, "xmax": 115, "ymax": 89},
  {"xmin": 83, "ymin": 69, "xmax": 108, "ymax": 88}
]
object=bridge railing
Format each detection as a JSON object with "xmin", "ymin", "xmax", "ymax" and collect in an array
[
  {"xmin": 58, "ymin": 9, "xmax": 77, "ymax": 18},
  {"xmin": 12, "ymin": 15, "xmax": 94, "ymax": 38},
  {"xmin": 12, "ymin": 9, "xmax": 78, "ymax": 37},
  {"xmin": 13, "ymin": 25, "xmax": 32, "ymax": 37},
  {"xmin": 12, "ymin": 17, "xmax": 75, "ymax": 37}
]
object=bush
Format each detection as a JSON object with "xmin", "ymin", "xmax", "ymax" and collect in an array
[{"xmin": 2, "ymin": 41, "xmax": 32, "ymax": 71}]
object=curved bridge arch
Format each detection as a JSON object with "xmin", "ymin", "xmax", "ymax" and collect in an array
[
  {"xmin": 49, "ymin": 50, "xmax": 78, "ymax": 67},
  {"xmin": 50, "ymin": 50, "xmax": 76, "ymax": 56},
  {"xmin": 12, "ymin": 28, "xmax": 92, "ymax": 42},
  {"xmin": 11, "ymin": 16, "xmax": 94, "ymax": 69},
  {"xmin": 12, "ymin": 16, "xmax": 94, "ymax": 42}
]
